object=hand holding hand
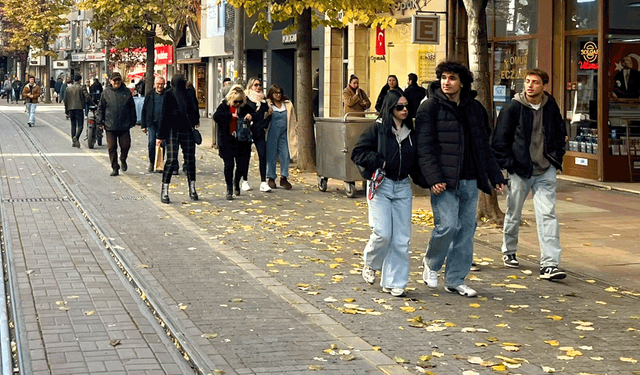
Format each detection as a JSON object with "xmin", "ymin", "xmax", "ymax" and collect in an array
[
  {"xmin": 430, "ymin": 182, "xmax": 447, "ymax": 195},
  {"xmin": 495, "ymin": 183, "xmax": 505, "ymax": 193},
  {"xmin": 142, "ymin": 128, "xmax": 147, "ymax": 134},
  {"xmin": 245, "ymin": 114, "xmax": 252, "ymax": 121}
]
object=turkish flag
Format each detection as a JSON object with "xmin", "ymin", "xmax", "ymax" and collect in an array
[{"xmin": 376, "ymin": 27, "xmax": 386, "ymax": 56}]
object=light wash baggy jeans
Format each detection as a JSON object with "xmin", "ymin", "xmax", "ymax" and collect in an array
[
  {"xmin": 26, "ymin": 103, "xmax": 37, "ymax": 125},
  {"xmin": 363, "ymin": 177, "xmax": 413, "ymax": 290},
  {"xmin": 424, "ymin": 179, "xmax": 478, "ymax": 288},
  {"xmin": 502, "ymin": 166, "xmax": 561, "ymax": 268}
]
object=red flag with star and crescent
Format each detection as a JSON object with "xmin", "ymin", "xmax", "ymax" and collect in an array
[{"xmin": 376, "ymin": 27, "xmax": 386, "ymax": 56}]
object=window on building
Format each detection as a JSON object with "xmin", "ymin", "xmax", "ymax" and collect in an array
[
  {"xmin": 566, "ymin": 0, "xmax": 597, "ymax": 31},
  {"xmin": 487, "ymin": 0, "xmax": 538, "ymax": 37},
  {"xmin": 493, "ymin": 39, "xmax": 538, "ymax": 117}
]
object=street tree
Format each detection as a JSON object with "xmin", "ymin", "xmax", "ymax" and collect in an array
[
  {"xmin": 228, "ymin": 0, "xmax": 398, "ymax": 172},
  {"xmin": 461, "ymin": 0, "xmax": 504, "ymax": 224},
  {"xmin": 2, "ymin": 0, "xmax": 71, "ymax": 103},
  {"xmin": 79, "ymin": 0, "xmax": 197, "ymax": 94}
]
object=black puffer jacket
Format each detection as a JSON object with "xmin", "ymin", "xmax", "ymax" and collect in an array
[
  {"xmin": 351, "ymin": 118, "xmax": 427, "ymax": 187},
  {"xmin": 245, "ymin": 99, "xmax": 270, "ymax": 142},
  {"xmin": 491, "ymin": 93, "xmax": 566, "ymax": 179},
  {"xmin": 96, "ymin": 83, "xmax": 136, "ymax": 131},
  {"xmin": 213, "ymin": 101, "xmax": 255, "ymax": 158},
  {"xmin": 414, "ymin": 82, "xmax": 505, "ymax": 195}
]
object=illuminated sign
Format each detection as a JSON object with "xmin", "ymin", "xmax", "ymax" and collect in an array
[{"xmin": 580, "ymin": 41, "xmax": 599, "ymax": 70}]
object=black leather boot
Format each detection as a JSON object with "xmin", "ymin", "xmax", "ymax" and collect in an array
[
  {"xmin": 161, "ymin": 183, "xmax": 170, "ymax": 204},
  {"xmin": 233, "ymin": 175, "xmax": 241, "ymax": 196},
  {"xmin": 189, "ymin": 180, "xmax": 198, "ymax": 201},
  {"xmin": 226, "ymin": 186, "xmax": 234, "ymax": 200}
]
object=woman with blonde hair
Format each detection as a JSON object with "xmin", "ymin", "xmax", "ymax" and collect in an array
[
  {"xmin": 242, "ymin": 77, "xmax": 272, "ymax": 192},
  {"xmin": 213, "ymin": 85, "xmax": 254, "ymax": 200}
]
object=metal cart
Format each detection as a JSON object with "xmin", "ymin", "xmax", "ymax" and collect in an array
[{"xmin": 315, "ymin": 112, "xmax": 376, "ymax": 197}]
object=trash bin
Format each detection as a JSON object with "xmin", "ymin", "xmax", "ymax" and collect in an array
[{"xmin": 315, "ymin": 112, "xmax": 376, "ymax": 197}]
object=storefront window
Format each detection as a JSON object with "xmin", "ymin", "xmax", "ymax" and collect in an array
[
  {"xmin": 566, "ymin": 0, "xmax": 597, "ymax": 31},
  {"xmin": 487, "ymin": 0, "xmax": 538, "ymax": 37},
  {"xmin": 564, "ymin": 35, "xmax": 598, "ymax": 154},
  {"xmin": 609, "ymin": 2, "xmax": 640, "ymax": 30},
  {"xmin": 492, "ymin": 39, "xmax": 537, "ymax": 116},
  {"xmin": 608, "ymin": 41, "xmax": 640, "ymax": 158}
]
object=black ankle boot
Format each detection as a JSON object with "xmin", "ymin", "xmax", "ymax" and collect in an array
[
  {"xmin": 161, "ymin": 183, "xmax": 170, "ymax": 204},
  {"xmin": 189, "ymin": 180, "xmax": 198, "ymax": 200},
  {"xmin": 233, "ymin": 176, "xmax": 241, "ymax": 196},
  {"xmin": 226, "ymin": 186, "xmax": 234, "ymax": 200}
]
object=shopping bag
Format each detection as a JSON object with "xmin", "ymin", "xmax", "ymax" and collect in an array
[{"xmin": 154, "ymin": 145, "xmax": 164, "ymax": 172}]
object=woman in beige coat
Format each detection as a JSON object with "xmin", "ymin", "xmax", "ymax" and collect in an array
[{"xmin": 343, "ymin": 74, "xmax": 371, "ymax": 116}]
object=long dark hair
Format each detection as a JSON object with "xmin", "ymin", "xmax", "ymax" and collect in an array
[
  {"xmin": 378, "ymin": 90, "xmax": 412, "ymax": 130},
  {"xmin": 169, "ymin": 74, "xmax": 189, "ymax": 113}
]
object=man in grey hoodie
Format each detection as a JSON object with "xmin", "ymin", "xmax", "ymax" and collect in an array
[{"xmin": 491, "ymin": 69, "xmax": 567, "ymax": 281}]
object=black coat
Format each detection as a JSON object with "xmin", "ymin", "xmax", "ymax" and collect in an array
[
  {"xmin": 96, "ymin": 84, "xmax": 136, "ymax": 132},
  {"xmin": 157, "ymin": 89, "xmax": 200, "ymax": 140},
  {"xmin": 415, "ymin": 82, "xmax": 505, "ymax": 195},
  {"xmin": 245, "ymin": 99, "xmax": 270, "ymax": 141},
  {"xmin": 213, "ymin": 101, "xmax": 254, "ymax": 157},
  {"xmin": 351, "ymin": 118, "xmax": 427, "ymax": 187},
  {"xmin": 140, "ymin": 91, "xmax": 165, "ymax": 129},
  {"xmin": 491, "ymin": 94, "xmax": 567, "ymax": 179},
  {"xmin": 404, "ymin": 83, "xmax": 427, "ymax": 119},
  {"xmin": 375, "ymin": 85, "xmax": 404, "ymax": 112}
]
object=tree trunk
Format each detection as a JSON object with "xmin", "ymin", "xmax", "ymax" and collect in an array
[
  {"xmin": 145, "ymin": 27, "xmax": 155, "ymax": 96},
  {"xmin": 462, "ymin": 0, "xmax": 504, "ymax": 225},
  {"xmin": 295, "ymin": 8, "xmax": 316, "ymax": 172},
  {"xmin": 44, "ymin": 55, "xmax": 52, "ymax": 103}
]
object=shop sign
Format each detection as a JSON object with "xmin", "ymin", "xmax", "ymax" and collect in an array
[
  {"xmin": 493, "ymin": 85, "xmax": 508, "ymax": 102},
  {"xmin": 53, "ymin": 60, "xmax": 69, "ymax": 69},
  {"xmin": 29, "ymin": 56, "xmax": 46, "ymax": 66},
  {"xmin": 176, "ymin": 47, "xmax": 200, "ymax": 63},
  {"xmin": 579, "ymin": 41, "xmax": 598, "ymax": 70},
  {"xmin": 155, "ymin": 45, "xmax": 174, "ymax": 65},
  {"xmin": 499, "ymin": 54, "xmax": 528, "ymax": 80},
  {"xmin": 282, "ymin": 33, "xmax": 297, "ymax": 44},
  {"xmin": 85, "ymin": 53, "xmax": 105, "ymax": 61},
  {"xmin": 411, "ymin": 15, "xmax": 439, "ymax": 44},
  {"xmin": 72, "ymin": 53, "xmax": 86, "ymax": 62},
  {"xmin": 391, "ymin": 0, "xmax": 432, "ymax": 16},
  {"xmin": 575, "ymin": 157, "xmax": 588, "ymax": 166}
]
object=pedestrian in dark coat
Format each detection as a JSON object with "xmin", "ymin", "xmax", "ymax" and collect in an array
[
  {"xmin": 415, "ymin": 61, "xmax": 505, "ymax": 298},
  {"xmin": 64, "ymin": 74, "xmax": 91, "ymax": 147},
  {"xmin": 96, "ymin": 72, "xmax": 137, "ymax": 176},
  {"xmin": 375, "ymin": 75, "xmax": 404, "ymax": 112},
  {"xmin": 141, "ymin": 76, "xmax": 167, "ymax": 172},
  {"xmin": 403, "ymin": 73, "xmax": 427, "ymax": 120},
  {"xmin": 156, "ymin": 74, "xmax": 200, "ymax": 203},
  {"xmin": 213, "ymin": 85, "xmax": 255, "ymax": 200}
]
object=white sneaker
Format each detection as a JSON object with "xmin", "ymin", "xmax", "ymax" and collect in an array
[
  {"xmin": 241, "ymin": 180, "xmax": 252, "ymax": 191},
  {"xmin": 259, "ymin": 181, "xmax": 272, "ymax": 192},
  {"xmin": 382, "ymin": 287, "xmax": 406, "ymax": 297},
  {"xmin": 422, "ymin": 257, "xmax": 438, "ymax": 288},
  {"xmin": 444, "ymin": 284, "xmax": 477, "ymax": 297},
  {"xmin": 361, "ymin": 266, "xmax": 375, "ymax": 284}
]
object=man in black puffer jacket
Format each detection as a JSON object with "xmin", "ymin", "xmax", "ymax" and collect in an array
[
  {"xmin": 491, "ymin": 69, "xmax": 567, "ymax": 281},
  {"xmin": 96, "ymin": 72, "xmax": 137, "ymax": 176},
  {"xmin": 415, "ymin": 61, "xmax": 505, "ymax": 298}
]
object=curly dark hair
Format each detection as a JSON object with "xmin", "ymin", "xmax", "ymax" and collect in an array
[{"xmin": 435, "ymin": 61, "xmax": 474, "ymax": 94}]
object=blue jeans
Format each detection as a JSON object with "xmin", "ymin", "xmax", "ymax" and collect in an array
[
  {"xmin": 266, "ymin": 122, "xmax": 289, "ymax": 179},
  {"xmin": 502, "ymin": 167, "xmax": 561, "ymax": 267},
  {"xmin": 363, "ymin": 178, "xmax": 413, "ymax": 290},
  {"xmin": 26, "ymin": 103, "xmax": 37, "ymax": 124},
  {"xmin": 147, "ymin": 126, "xmax": 161, "ymax": 164},
  {"xmin": 425, "ymin": 179, "xmax": 478, "ymax": 288}
]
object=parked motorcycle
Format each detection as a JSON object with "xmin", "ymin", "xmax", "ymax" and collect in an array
[{"xmin": 86, "ymin": 104, "xmax": 103, "ymax": 148}]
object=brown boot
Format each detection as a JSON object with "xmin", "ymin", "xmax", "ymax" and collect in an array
[
  {"xmin": 280, "ymin": 176, "xmax": 292, "ymax": 190},
  {"xmin": 268, "ymin": 178, "xmax": 277, "ymax": 189}
]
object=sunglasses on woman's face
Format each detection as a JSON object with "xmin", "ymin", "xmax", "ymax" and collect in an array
[
  {"xmin": 394, "ymin": 104, "xmax": 408, "ymax": 111},
  {"xmin": 233, "ymin": 100, "xmax": 242, "ymax": 104},
  {"xmin": 253, "ymin": 83, "xmax": 261, "ymax": 87}
]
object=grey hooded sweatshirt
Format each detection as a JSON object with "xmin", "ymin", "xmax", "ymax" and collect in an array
[{"xmin": 513, "ymin": 92, "xmax": 550, "ymax": 176}]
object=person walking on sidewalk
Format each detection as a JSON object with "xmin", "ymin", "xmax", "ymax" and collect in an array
[
  {"xmin": 55, "ymin": 77, "xmax": 63, "ymax": 103},
  {"xmin": 96, "ymin": 72, "xmax": 136, "ymax": 176},
  {"xmin": 213, "ymin": 85, "xmax": 254, "ymax": 200},
  {"xmin": 491, "ymin": 68, "xmax": 568, "ymax": 280},
  {"xmin": 265, "ymin": 84, "xmax": 295, "ymax": 190},
  {"xmin": 415, "ymin": 61, "xmax": 505, "ymax": 298},
  {"xmin": 352, "ymin": 90, "xmax": 427, "ymax": 298},
  {"xmin": 404, "ymin": 73, "xmax": 427, "ymax": 121},
  {"xmin": 375, "ymin": 75, "xmax": 404, "ymax": 113},
  {"xmin": 244, "ymin": 77, "xmax": 272, "ymax": 192},
  {"xmin": 22, "ymin": 76, "xmax": 41, "ymax": 127},
  {"xmin": 4, "ymin": 77, "xmax": 11, "ymax": 104},
  {"xmin": 156, "ymin": 74, "xmax": 200, "ymax": 203},
  {"xmin": 64, "ymin": 74, "xmax": 91, "ymax": 147},
  {"xmin": 60, "ymin": 76, "xmax": 71, "ymax": 103},
  {"xmin": 141, "ymin": 76, "xmax": 167, "ymax": 172},
  {"xmin": 12, "ymin": 76, "xmax": 22, "ymax": 105}
]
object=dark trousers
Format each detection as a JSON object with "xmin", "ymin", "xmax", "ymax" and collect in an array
[
  {"xmin": 147, "ymin": 126, "xmax": 163, "ymax": 165},
  {"xmin": 254, "ymin": 138, "xmax": 267, "ymax": 181},
  {"xmin": 222, "ymin": 152, "xmax": 250, "ymax": 190},
  {"xmin": 69, "ymin": 109, "xmax": 84, "ymax": 139},
  {"xmin": 162, "ymin": 130, "xmax": 196, "ymax": 183},
  {"xmin": 106, "ymin": 129, "xmax": 131, "ymax": 171}
]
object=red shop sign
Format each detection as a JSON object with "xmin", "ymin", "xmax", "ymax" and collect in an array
[{"xmin": 155, "ymin": 45, "xmax": 174, "ymax": 65}]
